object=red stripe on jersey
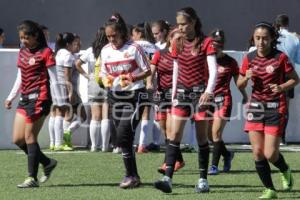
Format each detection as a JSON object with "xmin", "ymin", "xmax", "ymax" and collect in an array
[
  {"xmin": 175, "ymin": 37, "xmax": 216, "ymax": 88},
  {"xmin": 105, "ymin": 59, "xmax": 139, "ymax": 77},
  {"xmin": 153, "ymin": 50, "xmax": 173, "ymax": 90},
  {"xmin": 240, "ymin": 50, "xmax": 294, "ymax": 102},
  {"xmin": 214, "ymin": 54, "xmax": 239, "ymax": 96},
  {"xmin": 17, "ymin": 47, "xmax": 55, "ymax": 99}
]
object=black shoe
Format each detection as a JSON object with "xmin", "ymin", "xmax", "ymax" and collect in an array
[
  {"xmin": 154, "ymin": 176, "xmax": 172, "ymax": 193},
  {"xmin": 146, "ymin": 143, "xmax": 160, "ymax": 152},
  {"xmin": 40, "ymin": 159, "xmax": 57, "ymax": 183}
]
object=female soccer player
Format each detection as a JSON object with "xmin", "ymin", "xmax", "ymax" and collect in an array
[
  {"xmin": 151, "ymin": 20, "xmax": 170, "ymax": 50},
  {"xmin": 131, "ymin": 22, "xmax": 159, "ymax": 153},
  {"xmin": 101, "ymin": 13, "xmax": 151, "ymax": 189},
  {"xmin": 207, "ymin": 29, "xmax": 248, "ymax": 175},
  {"xmin": 151, "ymin": 27, "xmax": 185, "ymax": 174},
  {"xmin": 75, "ymin": 27, "xmax": 109, "ymax": 152},
  {"xmin": 4, "ymin": 20, "xmax": 58, "ymax": 188},
  {"xmin": 237, "ymin": 22, "xmax": 298, "ymax": 199},
  {"xmin": 154, "ymin": 7, "xmax": 218, "ymax": 193}
]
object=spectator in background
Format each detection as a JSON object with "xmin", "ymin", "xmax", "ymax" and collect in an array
[
  {"xmin": 274, "ymin": 14, "xmax": 300, "ymax": 145},
  {"xmin": 41, "ymin": 25, "xmax": 56, "ymax": 51},
  {"xmin": 0, "ymin": 28, "xmax": 5, "ymax": 48}
]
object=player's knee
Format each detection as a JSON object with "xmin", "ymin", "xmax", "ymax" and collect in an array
[{"xmin": 252, "ymin": 146, "xmax": 264, "ymax": 160}]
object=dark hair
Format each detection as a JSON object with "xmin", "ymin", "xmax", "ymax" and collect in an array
[
  {"xmin": 92, "ymin": 27, "xmax": 108, "ymax": 58},
  {"xmin": 151, "ymin": 20, "xmax": 170, "ymax": 41},
  {"xmin": 249, "ymin": 21, "xmax": 279, "ymax": 50},
  {"xmin": 274, "ymin": 14, "xmax": 289, "ymax": 30},
  {"xmin": 55, "ymin": 32, "xmax": 75, "ymax": 53},
  {"xmin": 0, "ymin": 28, "xmax": 4, "ymax": 35},
  {"xmin": 132, "ymin": 22, "xmax": 156, "ymax": 43},
  {"xmin": 17, "ymin": 20, "xmax": 48, "ymax": 48},
  {"xmin": 104, "ymin": 12, "xmax": 128, "ymax": 43},
  {"xmin": 210, "ymin": 29, "xmax": 225, "ymax": 49},
  {"xmin": 176, "ymin": 7, "xmax": 205, "ymax": 53},
  {"xmin": 40, "ymin": 25, "xmax": 48, "ymax": 31}
]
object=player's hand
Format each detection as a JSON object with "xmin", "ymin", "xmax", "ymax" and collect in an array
[
  {"xmin": 245, "ymin": 69, "xmax": 253, "ymax": 80},
  {"xmin": 199, "ymin": 92, "xmax": 212, "ymax": 106},
  {"xmin": 269, "ymin": 84, "xmax": 283, "ymax": 93},
  {"xmin": 102, "ymin": 75, "xmax": 114, "ymax": 88},
  {"xmin": 4, "ymin": 100, "xmax": 12, "ymax": 109},
  {"xmin": 119, "ymin": 74, "xmax": 134, "ymax": 88}
]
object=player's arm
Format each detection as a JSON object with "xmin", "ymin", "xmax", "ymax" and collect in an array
[{"xmin": 5, "ymin": 68, "xmax": 21, "ymax": 109}]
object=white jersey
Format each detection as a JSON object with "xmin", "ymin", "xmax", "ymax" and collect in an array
[
  {"xmin": 155, "ymin": 41, "xmax": 167, "ymax": 50},
  {"xmin": 79, "ymin": 47, "xmax": 96, "ymax": 74},
  {"xmin": 136, "ymin": 40, "xmax": 158, "ymax": 60},
  {"xmin": 55, "ymin": 48, "xmax": 75, "ymax": 84},
  {"xmin": 101, "ymin": 41, "xmax": 150, "ymax": 91}
]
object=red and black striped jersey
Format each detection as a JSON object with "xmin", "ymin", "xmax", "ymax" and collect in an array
[
  {"xmin": 240, "ymin": 49, "xmax": 294, "ymax": 102},
  {"xmin": 172, "ymin": 37, "xmax": 216, "ymax": 88},
  {"xmin": 214, "ymin": 54, "xmax": 239, "ymax": 96},
  {"xmin": 151, "ymin": 49, "xmax": 173, "ymax": 90},
  {"xmin": 17, "ymin": 47, "xmax": 55, "ymax": 100}
]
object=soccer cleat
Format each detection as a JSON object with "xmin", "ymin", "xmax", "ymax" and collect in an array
[
  {"xmin": 49, "ymin": 145, "xmax": 55, "ymax": 151},
  {"xmin": 154, "ymin": 176, "xmax": 172, "ymax": 193},
  {"xmin": 119, "ymin": 176, "xmax": 141, "ymax": 189},
  {"xmin": 112, "ymin": 147, "xmax": 122, "ymax": 154},
  {"xmin": 157, "ymin": 163, "xmax": 166, "ymax": 174},
  {"xmin": 208, "ymin": 165, "xmax": 219, "ymax": 175},
  {"xmin": 137, "ymin": 145, "xmax": 148, "ymax": 153},
  {"xmin": 195, "ymin": 178, "xmax": 210, "ymax": 193},
  {"xmin": 280, "ymin": 166, "xmax": 294, "ymax": 191},
  {"xmin": 40, "ymin": 158, "xmax": 57, "ymax": 183},
  {"xmin": 90, "ymin": 146, "xmax": 98, "ymax": 152},
  {"xmin": 17, "ymin": 177, "xmax": 39, "ymax": 188},
  {"xmin": 223, "ymin": 151, "xmax": 235, "ymax": 172},
  {"xmin": 146, "ymin": 143, "xmax": 160, "ymax": 152},
  {"xmin": 174, "ymin": 161, "xmax": 185, "ymax": 172},
  {"xmin": 54, "ymin": 144, "xmax": 73, "ymax": 151},
  {"xmin": 63, "ymin": 130, "xmax": 73, "ymax": 147},
  {"xmin": 258, "ymin": 188, "xmax": 278, "ymax": 199}
]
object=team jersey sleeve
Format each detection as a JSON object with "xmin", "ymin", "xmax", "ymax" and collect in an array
[
  {"xmin": 43, "ymin": 48, "xmax": 56, "ymax": 68},
  {"xmin": 280, "ymin": 53, "xmax": 294, "ymax": 74},
  {"xmin": 240, "ymin": 56, "xmax": 249, "ymax": 76},
  {"xmin": 151, "ymin": 51, "xmax": 161, "ymax": 65},
  {"xmin": 79, "ymin": 47, "xmax": 91, "ymax": 63},
  {"xmin": 171, "ymin": 40, "xmax": 178, "ymax": 59},
  {"xmin": 203, "ymin": 37, "xmax": 217, "ymax": 55},
  {"xmin": 134, "ymin": 45, "xmax": 150, "ymax": 72},
  {"xmin": 63, "ymin": 52, "xmax": 74, "ymax": 68}
]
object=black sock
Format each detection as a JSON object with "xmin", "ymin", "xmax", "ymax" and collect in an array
[
  {"xmin": 198, "ymin": 142, "xmax": 210, "ymax": 179},
  {"xmin": 177, "ymin": 149, "xmax": 184, "ymax": 162},
  {"xmin": 27, "ymin": 143, "xmax": 40, "ymax": 180},
  {"xmin": 18, "ymin": 143, "xmax": 28, "ymax": 154},
  {"xmin": 121, "ymin": 146, "xmax": 135, "ymax": 177},
  {"xmin": 164, "ymin": 139, "xmax": 170, "ymax": 163},
  {"xmin": 131, "ymin": 147, "xmax": 139, "ymax": 177},
  {"xmin": 165, "ymin": 141, "xmax": 180, "ymax": 178},
  {"xmin": 220, "ymin": 141, "xmax": 230, "ymax": 158},
  {"xmin": 255, "ymin": 159, "xmax": 275, "ymax": 190},
  {"xmin": 212, "ymin": 141, "xmax": 222, "ymax": 167},
  {"xmin": 38, "ymin": 144, "xmax": 51, "ymax": 167},
  {"xmin": 272, "ymin": 153, "xmax": 288, "ymax": 173}
]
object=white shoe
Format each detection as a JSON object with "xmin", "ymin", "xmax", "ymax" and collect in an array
[
  {"xmin": 113, "ymin": 147, "xmax": 122, "ymax": 154},
  {"xmin": 195, "ymin": 178, "xmax": 209, "ymax": 193},
  {"xmin": 90, "ymin": 146, "xmax": 98, "ymax": 152}
]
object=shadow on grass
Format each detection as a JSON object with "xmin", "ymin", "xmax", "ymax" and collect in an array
[{"xmin": 176, "ymin": 169, "xmax": 300, "ymax": 175}]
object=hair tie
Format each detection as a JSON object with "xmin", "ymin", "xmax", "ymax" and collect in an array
[{"xmin": 111, "ymin": 15, "xmax": 118, "ymax": 21}]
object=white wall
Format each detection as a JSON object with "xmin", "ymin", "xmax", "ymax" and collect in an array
[{"xmin": 1, "ymin": 49, "xmax": 299, "ymax": 149}]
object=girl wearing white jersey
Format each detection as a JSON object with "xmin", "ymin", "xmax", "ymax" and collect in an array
[
  {"xmin": 131, "ymin": 22, "xmax": 160, "ymax": 153},
  {"xmin": 101, "ymin": 13, "xmax": 151, "ymax": 189},
  {"xmin": 48, "ymin": 32, "xmax": 76, "ymax": 151},
  {"xmin": 75, "ymin": 28, "xmax": 109, "ymax": 152}
]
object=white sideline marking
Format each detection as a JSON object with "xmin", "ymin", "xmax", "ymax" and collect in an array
[{"xmin": 16, "ymin": 151, "xmax": 89, "ymax": 155}]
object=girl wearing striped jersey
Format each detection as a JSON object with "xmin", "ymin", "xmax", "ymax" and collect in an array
[
  {"xmin": 207, "ymin": 29, "xmax": 248, "ymax": 175},
  {"xmin": 101, "ymin": 13, "xmax": 151, "ymax": 189},
  {"xmin": 154, "ymin": 7, "xmax": 218, "ymax": 193},
  {"xmin": 237, "ymin": 22, "xmax": 299, "ymax": 199},
  {"xmin": 131, "ymin": 22, "xmax": 159, "ymax": 153},
  {"xmin": 75, "ymin": 27, "xmax": 110, "ymax": 152},
  {"xmin": 150, "ymin": 27, "xmax": 185, "ymax": 174},
  {"xmin": 151, "ymin": 20, "xmax": 170, "ymax": 50},
  {"xmin": 49, "ymin": 32, "xmax": 77, "ymax": 151},
  {"xmin": 4, "ymin": 20, "xmax": 57, "ymax": 188}
]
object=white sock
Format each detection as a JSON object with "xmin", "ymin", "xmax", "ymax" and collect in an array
[
  {"xmin": 152, "ymin": 120, "xmax": 161, "ymax": 145},
  {"xmin": 63, "ymin": 120, "xmax": 71, "ymax": 132},
  {"xmin": 139, "ymin": 120, "xmax": 151, "ymax": 146},
  {"xmin": 101, "ymin": 119, "xmax": 111, "ymax": 151},
  {"xmin": 90, "ymin": 120, "xmax": 101, "ymax": 149},
  {"xmin": 48, "ymin": 116, "xmax": 55, "ymax": 146},
  {"xmin": 68, "ymin": 115, "xmax": 81, "ymax": 132},
  {"xmin": 54, "ymin": 116, "xmax": 64, "ymax": 147}
]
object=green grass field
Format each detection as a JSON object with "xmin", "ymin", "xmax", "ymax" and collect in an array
[{"xmin": 0, "ymin": 149, "xmax": 299, "ymax": 200}]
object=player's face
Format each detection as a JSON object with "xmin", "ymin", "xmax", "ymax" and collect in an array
[
  {"xmin": 131, "ymin": 29, "xmax": 141, "ymax": 41},
  {"xmin": 176, "ymin": 15, "xmax": 195, "ymax": 39},
  {"xmin": 105, "ymin": 26, "xmax": 124, "ymax": 49},
  {"xmin": 253, "ymin": 27, "xmax": 273, "ymax": 56},
  {"xmin": 19, "ymin": 31, "xmax": 38, "ymax": 49},
  {"xmin": 72, "ymin": 38, "xmax": 81, "ymax": 53},
  {"xmin": 152, "ymin": 25, "xmax": 163, "ymax": 42}
]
